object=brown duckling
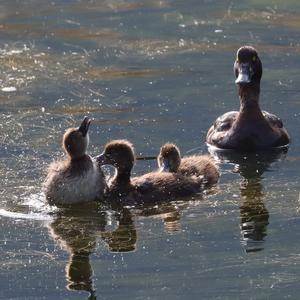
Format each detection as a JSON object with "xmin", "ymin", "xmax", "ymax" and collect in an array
[
  {"xmin": 43, "ymin": 117, "xmax": 106, "ymax": 206},
  {"xmin": 206, "ymin": 46, "xmax": 290, "ymax": 151},
  {"xmin": 96, "ymin": 140, "xmax": 204, "ymax": 202},
  {"xmin": 157, "ymin": 143, "xmax": 219, "ymax": 185}
]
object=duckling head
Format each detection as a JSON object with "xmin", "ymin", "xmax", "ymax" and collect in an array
[
  {"xmin": 63, "ymin": 117, "xmax": 91, "ymax": 160},
  {"xmin": 96, "ymin": 140, "xmax": 135, "ymax": 173},
  {"xmin": 157, "ymin": 143, "xmax": 181, "ymax": 172},
  {"xmin": 234, "ymin": 46, "xmax": 262, "ymax": 85}
]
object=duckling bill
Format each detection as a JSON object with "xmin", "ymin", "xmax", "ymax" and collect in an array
[
  {"xmin": 206, "ymin": 46, "xmax": 290, "ymax": 151},
  {"xmin": 43, "ymin": 117, "xmax": 106, "ymax": 206}
]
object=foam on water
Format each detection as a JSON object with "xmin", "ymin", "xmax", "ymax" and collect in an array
[
  {"xmin": 0, "ymin": 192, "xmax": 57, "ymax": 221},
  {"xmin": 0, "ymin": 208, "xmax": 52, "ymax": 221}
]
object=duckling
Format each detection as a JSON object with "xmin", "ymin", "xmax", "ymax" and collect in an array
[
  {"xmin": 43, "ymin": 117, "xmax": 106, "ymax": 206},
  {"xmin": 157, "ymin": 143, "xmax": 219, "ymax": 185},
  {"xmin": 96, "ymin": 140, "xmax": 204, "ymax": 202},
  {"xmin": 206, "ymin": 46, "xmax": 290, "ymax": 151}
]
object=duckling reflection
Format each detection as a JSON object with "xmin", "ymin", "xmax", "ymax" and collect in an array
[
  {"xmin": 48, "ymin": 204, "xmax": 106, "ymax": 298},
  {"xmin": 101, "ymin": 207, "xmax": 137, "ymax": 252},
  {"xmin": 48, "ymin": 203, "xmax": 140, "ymax": 298},
  {"xmin": 48, "ymin": 201, "xmax": 195, "ymax": 298},
  {"xmin": 209, "ymin": 146, "xmax": 288, "ymax": 252},
  {"xmin": 101, "ymin": 202, "xmax": 186, "ymax": 250},
  {"xmin": 137, "ymin": 201, "xmax": 185, "ymax": 234}
]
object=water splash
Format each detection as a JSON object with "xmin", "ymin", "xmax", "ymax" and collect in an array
[
  {"xmin": 0, "ymin": 192, "xmax": 57, "ymax": 221},
  {"xmin": 0, "ymin": 208, "xmax": 52, "ymax": 221}
]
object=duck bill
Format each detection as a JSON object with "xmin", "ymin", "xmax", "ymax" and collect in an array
[
  {"xmin": 160, "ymin": 158, "xmax": 171, "ymax": 172},
  {"xmin": 95, "ymin": 152, "xmax": 107, "ymax": 166},
  {"xmin": 78, "ymin": 116, "xmax": 91, "ymax": 137},
  {"xmin": 235, "ymin": 63, "xmax": 251, "ymax": 84}
]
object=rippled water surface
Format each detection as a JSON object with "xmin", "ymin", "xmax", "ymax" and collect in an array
[{"xmin": 1, "ymin": 0, "xmax": 300, "ymax": 299}]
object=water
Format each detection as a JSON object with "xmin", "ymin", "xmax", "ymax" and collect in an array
[{"xmin": 1, "ymin": 0, "xmax": 300, "ymax": 299}]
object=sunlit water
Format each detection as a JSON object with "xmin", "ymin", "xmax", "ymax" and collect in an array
[{"xmin": 1, "ymin": 0, "xmax": 300, "ymax": 299}]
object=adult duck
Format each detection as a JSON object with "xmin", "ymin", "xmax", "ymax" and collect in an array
[{"xmin": 206, "ymin": 46, "xmax": 290, "ymax": 151}]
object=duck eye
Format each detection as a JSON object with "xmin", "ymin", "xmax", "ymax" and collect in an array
[
  {"xmin": 105, "ymin": 152, "xmax": 111, "ymax": 159},
  {"xmin": 252, "ymin": 56, "xmax": 256, "ymax": 62}
]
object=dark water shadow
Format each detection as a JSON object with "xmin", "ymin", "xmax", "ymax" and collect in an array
[
  {"xmin": 47, "ymin": 199, "xmax": 189, "ymax": 298},
  {"xmin": 209, "ymin": 146, "xmax": 288, "ymax": 253}
]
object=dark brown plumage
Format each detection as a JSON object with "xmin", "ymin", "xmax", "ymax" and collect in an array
[
  {"xmin": 206, "ymin": 46, "xmax": 290, "ymax": 151},
  {"xmin": 157, "ymin": 143, "xmax": 219, "ymax": 186},
  {"xmin": 96, "ymin": 140, "xmax": 204, "ymax": 203}
]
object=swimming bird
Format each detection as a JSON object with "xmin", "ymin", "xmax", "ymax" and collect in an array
[
  {"xmin": 96, "ymin": 140, "xmax": 204, "ymax": 202},
  {"xmin": 206, "ymin": 46, "xmax": 290, "ymax": 151},
  {"xmin": 43, "ymin": 117, "xmax": 106, "ymax": 206},
  {"xmin": 157, "ymin": 143, "xmax": 219, "ymax": 185}
]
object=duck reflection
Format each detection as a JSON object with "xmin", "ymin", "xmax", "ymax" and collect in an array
[
  {"xmin": 48, "ymin": 200, "xmax": 186, "ymax": 298},
  {"xmin": 239, "ymin": 177, "xmax": 268, "ymax": 252},
  {"xmin": 209, "ymin": 146, "xmax": 288, "ymax": 252}
]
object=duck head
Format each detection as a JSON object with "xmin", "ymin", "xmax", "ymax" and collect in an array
[
  {"xmin": 63, "ymin": 116, "xmax": 91, "ymax": 160},
  {"xmin": 157, "ymin": 143, "xmax": 181, "ymax": 173},
  {"xmin": 234, "ymin": 46, "xmax": 262, "ymax": 85},
  {"xmin": 96, "ymin": 140, "xmax": 135, "ymax": 174}
]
